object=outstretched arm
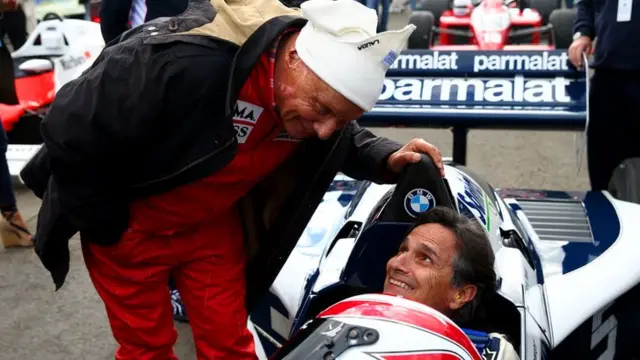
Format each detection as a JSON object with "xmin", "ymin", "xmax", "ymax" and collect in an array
[
  {"xmin": 340, "ymin": 123, "xmax": 402, "ymax": 184},
  {"xmin": 340, "ymin": 123, "xmax": 443, "ymax": 183}
]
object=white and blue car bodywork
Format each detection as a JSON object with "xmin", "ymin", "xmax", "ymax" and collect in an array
[{"xmin": 247, "ymin": 49, "xmax": 640, "ymax": 360}]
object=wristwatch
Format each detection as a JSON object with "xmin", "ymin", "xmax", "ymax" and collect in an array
[{"xmin": 573, "ymin": 32, "xmax": 583, "ymax": 41}]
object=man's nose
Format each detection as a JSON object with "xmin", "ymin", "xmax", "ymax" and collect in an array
[
  {"xmin": 390, "ymin": 253, "xmax": 410, "ymax": 274},
  {"xmin": 313, "ymin": 118, "xmax": 337, "ymax": 140}
]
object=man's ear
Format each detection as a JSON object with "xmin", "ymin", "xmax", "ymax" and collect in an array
[
  {"xmin": 286, "ymin": 47, "xmax": 301, "ymax": 69},
  {"xmin": 449, "ymin": 284, "xmax": 477, "ymax": 311}
]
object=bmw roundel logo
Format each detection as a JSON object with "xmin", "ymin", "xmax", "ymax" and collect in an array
[{"xmin": 404, "ymin": 188, "xmax": 436, "ymax": 218}]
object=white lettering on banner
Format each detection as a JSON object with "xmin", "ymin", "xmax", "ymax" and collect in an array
[
  {"xmin": 388, "ymin": 51, "xmax": 569, "ymax": 72},
  {"xmin": 389, "ymin": 51, "xmax": 460, "ymax": 70},
  {"xmin": 234, "ymin": 124, "xmax": 253, "ymax": 144},
  {"xmin": 473, "ymin": 52, "xmax": 569, "ymax": 72},
  {"xmin": 233, "ymin": 101, "xmax": 264, "ymax": 124},
  {"xmin": 378, "ymin": 76, "xmax": 572, "ymax": 103}
]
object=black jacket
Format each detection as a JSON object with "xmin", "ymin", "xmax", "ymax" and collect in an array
[
  {"xmin": 21, "ymin": 0, "xmax": 402, "ymax": 311},
  {"xmin": 99, "ymin": 0, "xmax": 190, "ymax": 43},
  {"xmin": 573, "ymin": 0, "xmax": 640, "ymax": 71}
]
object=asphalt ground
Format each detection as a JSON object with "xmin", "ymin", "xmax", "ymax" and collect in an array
[{"xmin": 0, "ymin": 12, "xmax": 589, "ymax": 360}]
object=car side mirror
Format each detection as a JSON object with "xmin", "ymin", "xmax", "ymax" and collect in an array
[{"xmin": 18, "ymin": 59, "xmax": 53, "ymax": 73}]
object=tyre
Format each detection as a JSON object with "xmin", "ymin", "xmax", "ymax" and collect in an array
[
  {"xmin": 608, "ymin": 158, "xmax": 640, "ymax": 204},
  {"xmin": 549, "ymin": 8, "xmax": 577, "ymax": 49},
  {"xmin": 279, "ymin": 0, "xmax": 304, "ymax": 7},
  {"xmin": 528, "ymin": 0, "xmax": 561, "ymax": 24},
  {"xmin": 408, "ymin": 10, "xmax": 434, "ymax": 49},
  {"xmin": 418, "ymin": 0, "xmax": 449, "ymax": 26},
  {"xmin": 42, "ymin": 12, "xmax": 64, "ymax": 21}
]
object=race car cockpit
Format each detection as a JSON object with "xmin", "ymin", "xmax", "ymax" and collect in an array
[{"xmin": 291, "ymin": 154, "xmax": 522, "ymax": 355}]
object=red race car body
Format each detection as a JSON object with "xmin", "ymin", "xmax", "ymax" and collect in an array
[
  {"xmin": 407, "ymin": 0, "xmax": 576, "ymax": 50},
  {"xmin": 437, "ymin": 0, "xmax": 550, "ymax": 50}
]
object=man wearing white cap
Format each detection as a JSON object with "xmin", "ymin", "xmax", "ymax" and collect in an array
[{"xmin": 20, "ymin": 0, "xmax": 443, "ymax": 358}]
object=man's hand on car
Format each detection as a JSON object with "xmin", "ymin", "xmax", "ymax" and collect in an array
[
  {"xmin": 569, "ymin": 36, "xmax": 592, "ymax": 70},
  {"xmin": 387, "ymin": 138, "xmax": 444, "ymax": 176}
]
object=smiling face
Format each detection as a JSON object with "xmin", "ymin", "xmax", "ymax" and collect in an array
[
  {"xmin": 383, "ymin": 223, "xmax": 476, "ymax": 316},
  {"xmin": 273, "ymin": 32, "xmax": 365, "ymax": 140}
]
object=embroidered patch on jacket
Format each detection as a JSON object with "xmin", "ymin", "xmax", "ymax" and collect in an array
[
  {"xmin": 233, "ymin": 101, "xmax": 264, "ymax": 124},
  {"xmin": 234, "ymin": 124, "xmax": 254, "ymax": 144}
]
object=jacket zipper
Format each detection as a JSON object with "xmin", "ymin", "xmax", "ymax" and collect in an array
[{"xmin": 130, "ymin": 137, "xmax": 237, "ymax": 188}]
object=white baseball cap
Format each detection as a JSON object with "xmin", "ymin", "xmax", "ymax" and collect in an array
[{"xmin": 295, "ymin": 0, "xmax": 416, "ymax": 111}]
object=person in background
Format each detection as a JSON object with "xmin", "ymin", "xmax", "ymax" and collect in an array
[
  {"xmin": 568, "ymin": 0, "xmax": 640, "ymax": 191},
  {"xmin": 0, "ymin": 0, "xmax": 28, "ymax": 50},
  {"xmin": 21, "ymin": 0, "xmax": 35, "ymax": 34},
  {"xmin": 360, "ymin": 0, "xmax": 391, "ymax": 32},
  {"xmin": 0, "ymin": 25, "xmax": 31, "ymax": 249},
  {"xmin": 81, "ymin": 0, "xmax": 98, "ymax": 21},
  {"xmin": 0, "ymin": 122, "xmax": 32, "ymax": 249},
  {"xmin": 99, "ymin": 0, "xmax": 188, "ymax": 43}
]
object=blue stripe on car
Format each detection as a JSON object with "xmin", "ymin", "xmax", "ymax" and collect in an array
[{"xmin": 560, "ymin": 191, "xmax": 620, "ymax": 274}]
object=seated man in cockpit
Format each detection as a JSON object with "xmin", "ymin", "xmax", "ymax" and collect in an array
[{"xmin": 383, "ymin": 206, "xmax": 520, "ymax": 360}]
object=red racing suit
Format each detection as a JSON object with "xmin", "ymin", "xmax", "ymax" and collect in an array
[{"xmin": 82, "ymin": 32, "xmax": 299, "ymax": 360}]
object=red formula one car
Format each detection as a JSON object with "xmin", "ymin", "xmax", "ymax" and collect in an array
[{"xmin": 407, "ymin": 0, "xmax": 576, "ymax": 50}]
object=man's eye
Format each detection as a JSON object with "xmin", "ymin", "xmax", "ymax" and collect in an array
[
  {"xmin": 421, "ymin": 255, "xmax": 432, "ymax": 264},
  {"xmin": 315, "ymin": 107, "xmax": 329, "ymax": 116}
]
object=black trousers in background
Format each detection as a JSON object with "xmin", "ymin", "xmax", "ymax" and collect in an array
[
  {"xmin": 0, "ymin": 39, "xmax": 16, "ymax": 210},
  {"xmin": 587, "ymin": 69, "xmax": 640, "ymax": 191},
  {"xmin": 0, "ymin": 39, "xmax": 18, "ymax": 105},
  {"xmin": 0, "ymin": 7, "xmax": 27, "ymax": 50}
]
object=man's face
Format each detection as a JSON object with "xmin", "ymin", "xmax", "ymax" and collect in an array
[
  {"xmin": 383, "ymin": 223, "xmax": 460, "ymax": 314},
  {"xmin": 274, "ymin": 33, "xmax": 365, "ymax": 140}
]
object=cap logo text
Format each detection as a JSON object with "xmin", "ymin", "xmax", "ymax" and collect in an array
[{"xmin": 358, "ymin": 39, "xmax": 379, "ymax": 50}]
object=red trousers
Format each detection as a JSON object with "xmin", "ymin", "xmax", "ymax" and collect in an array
[{"xmin": 82, "ymin": 209, "xmax": 257, "ymax": 360}]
